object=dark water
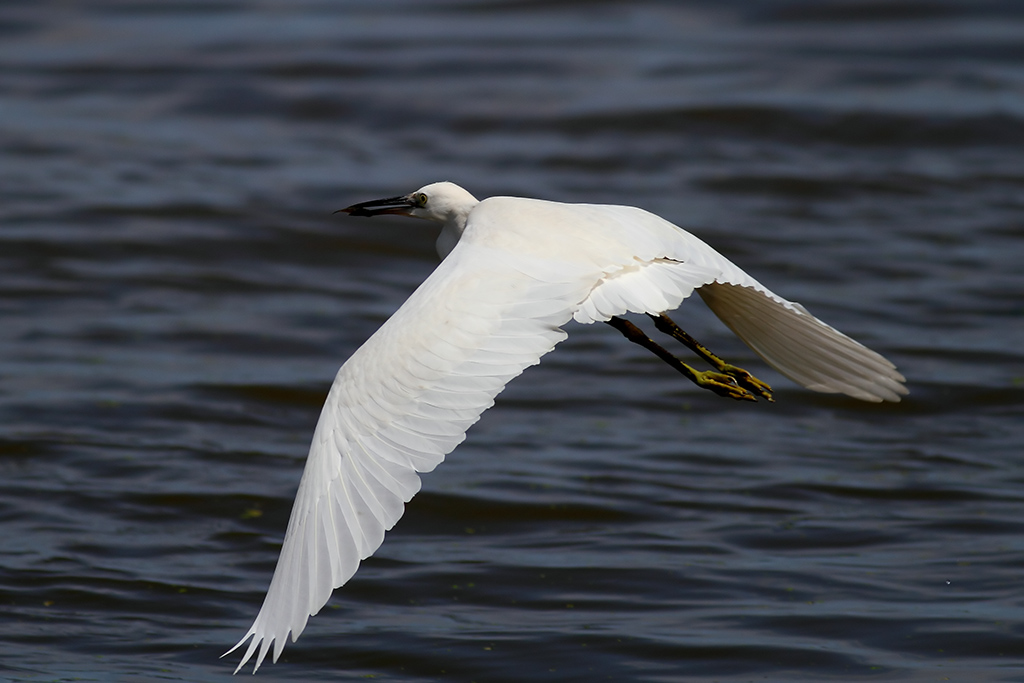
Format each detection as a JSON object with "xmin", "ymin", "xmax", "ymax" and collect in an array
[{"xmin": 2, "ymin": 1, "xmax": 1024, "ymax": 681}]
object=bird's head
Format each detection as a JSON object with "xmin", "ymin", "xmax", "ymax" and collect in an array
[{"xmin": 338, "ymin": 182, "xmax": 479, "ymax": 228}]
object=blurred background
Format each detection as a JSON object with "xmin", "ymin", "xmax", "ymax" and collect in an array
[{"xmin": 1, "ymin": 1, "xmax": 1023, "ymax": 681}]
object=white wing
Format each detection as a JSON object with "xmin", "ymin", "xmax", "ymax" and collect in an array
[
  {"xmin": 229, "ymin": 196, "xmax": 906, "ymax": 672},
  {"xmin": 550, "ymin": 202, "xmax": 906, "ymax": 402},
  {"xmin": 697, "ymin": 282, "xmax": 906, "ymax": 402},
  {"xmin": 227, "ymin": 234, "xmax": 595, "ymax": 673}
]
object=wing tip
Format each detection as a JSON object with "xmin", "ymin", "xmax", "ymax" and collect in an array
[
  {"xmin": 224, "ymin": 627, "xmax": 280, "ymax": 675},
  {"xmin": 803, "ymin": 369, "xmax": 908, "ymax": 403},
  {"xmin": 700, "ymin": 281, "xmax": 910, "ymax": 404}
]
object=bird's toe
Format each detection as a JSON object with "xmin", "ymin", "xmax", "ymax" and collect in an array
[
  {"xmin": 695, "ymin": 371, "xmax": 759, "ymax": 402},
  {"xmin": 721, "ymin": 364, "xmax": 775, "ymax": 403}
]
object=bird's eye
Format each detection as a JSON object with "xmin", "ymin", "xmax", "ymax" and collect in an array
[{"xmin": 415, "ymin": 193, "xmax": 428, "ymax": 206}]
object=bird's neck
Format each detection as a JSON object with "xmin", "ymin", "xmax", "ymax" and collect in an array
[{"xmin": 434, "ymin": 212, "xmax": 470, "ymax": 259}]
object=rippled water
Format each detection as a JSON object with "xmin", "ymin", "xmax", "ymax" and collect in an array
[{"xmin": 2, "ymin": 1, "xmax": 1024, "ymax": 681}]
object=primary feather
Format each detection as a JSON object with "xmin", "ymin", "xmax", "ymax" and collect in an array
[{"xmin": 228, "ymin": 183, "xmax": 906, "ymax": 672}]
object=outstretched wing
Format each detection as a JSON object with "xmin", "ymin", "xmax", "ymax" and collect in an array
[
  {"xmin": 560, "ymin": 203, "xmax": 906, "ymax": 402},
  {"xmin": 697, "ymin": 282, "xmax": 906, "ymax": 402},
  {"xmin": 227, "ymin": 239, "xmax": 592, "ymax": 673}
]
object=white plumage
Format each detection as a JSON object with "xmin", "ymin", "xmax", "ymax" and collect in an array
[{"xmin": 227, "ymin": 182, "xmax": 906, "ymax": 672}]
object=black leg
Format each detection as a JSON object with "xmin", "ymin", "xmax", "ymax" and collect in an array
[
  {"xmin": 605, "ymin": 316, "xmax": 761, "ymax": 402},
  {"xmin": 648, "ymin": 312, "xmax": 774, "ymax": 402}
]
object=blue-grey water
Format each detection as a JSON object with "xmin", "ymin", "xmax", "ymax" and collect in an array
[{"xmin": 2, "ymin": 1, "xmax": 1024, "ymax": 681}]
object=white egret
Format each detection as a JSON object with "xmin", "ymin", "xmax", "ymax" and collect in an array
[{"xmin": 227, "ymin": 182, "xmax": 906, "ymax": 672}]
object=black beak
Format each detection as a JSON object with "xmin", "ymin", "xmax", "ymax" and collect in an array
[{"xmin": 335, "ymin": 194, "xmax": 415, "ymax": 217}]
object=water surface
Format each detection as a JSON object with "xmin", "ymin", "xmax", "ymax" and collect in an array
[{"xmin": 2, "ymin": 1, "xmax": 1024, "ymax": 681}]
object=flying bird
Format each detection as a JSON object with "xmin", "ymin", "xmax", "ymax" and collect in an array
[{"xmin": 227, "ymin": 181, "xmax": 906, "ymax": 672}]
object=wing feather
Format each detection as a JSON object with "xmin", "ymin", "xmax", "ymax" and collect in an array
[
  {"xmin": 227, "ymin": 241, "xmax": 591, "ymax": 673},
  {"xmin": 561, "ymin": 202, "xmax": 904, "ymax": 402},
  {"xmin": 698, "ymin": 282, "xmax": 906, "ymax": 402}
]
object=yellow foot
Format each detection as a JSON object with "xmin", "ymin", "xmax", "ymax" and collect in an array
[
  {"xmin": 719, "ymin": 364, "xmax": 775, "ymax": 403},
  {"xmin": 694, "ymin": 370, "xmax": 759, "ymax": 402}
]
